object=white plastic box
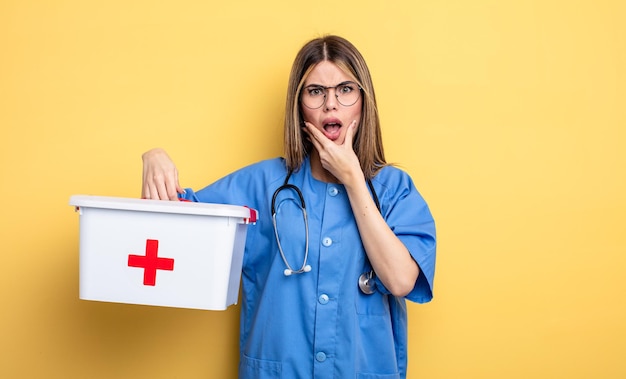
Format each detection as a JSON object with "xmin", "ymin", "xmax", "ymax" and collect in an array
[{"xmin": 69, "ymin": 195, "xmax": 257, "ymax": 310}]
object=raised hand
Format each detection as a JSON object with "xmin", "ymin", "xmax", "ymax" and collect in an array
[{"xmin": 303, "ymin": 119, "xmax": 364, "ymax": 186}]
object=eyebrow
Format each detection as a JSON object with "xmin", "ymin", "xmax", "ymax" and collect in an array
[{"xmin": 303, "ymin": 80, "xmax": 355, "ymax": 88}]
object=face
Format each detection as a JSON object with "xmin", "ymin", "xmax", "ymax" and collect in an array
[{"xmin": 300, "ymin": 61, "xmax": 362, "ymax": 145}]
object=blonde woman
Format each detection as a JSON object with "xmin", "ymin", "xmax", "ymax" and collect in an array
[{"xmin": 142, "ymin": 35, "xmax": 436, "ymax": 379}]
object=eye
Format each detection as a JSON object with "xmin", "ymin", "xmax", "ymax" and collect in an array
[
  {"xmin": 338, "ymin": 83, "xmax": 356, "ymax": 94},
  {"xmin": 307, "ymin": 86, "xmax": 324, "ymax": 97}
]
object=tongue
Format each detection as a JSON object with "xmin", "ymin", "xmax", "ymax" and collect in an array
[{"xmin": 324, "ymin": 123, "xmax": 342, "ymax": 139}]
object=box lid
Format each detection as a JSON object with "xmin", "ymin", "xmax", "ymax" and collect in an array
[{"xmin": 70, "ymin": 195, "xmax": 257, "ymax": 222}]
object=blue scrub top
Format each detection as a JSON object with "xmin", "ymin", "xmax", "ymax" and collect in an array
[{"xmin": 181, "ymin": 157, "xmax": 436, "ymax": 379}]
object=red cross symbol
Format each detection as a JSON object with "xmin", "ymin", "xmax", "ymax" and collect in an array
[{"xmin": 128, "ymin": 239, "xmax": 174, "ymax": 286}]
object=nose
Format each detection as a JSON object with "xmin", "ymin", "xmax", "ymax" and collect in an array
[{"xmin": 324, "ymin": 88, "xmax": 339, "ymax": 110}]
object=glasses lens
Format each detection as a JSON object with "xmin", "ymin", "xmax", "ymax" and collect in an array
[
  {"xmin": 336, "ymin": 82, "xmax": 360, "ymax": 107},
  {"xmin": 302, "ymin": 85, "xmax": 326, "ymax": 109}
]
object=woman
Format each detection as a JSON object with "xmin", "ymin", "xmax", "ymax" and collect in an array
[{"xmin": 142, "ymin": 35, "xmax": 436, "ymax": 379}]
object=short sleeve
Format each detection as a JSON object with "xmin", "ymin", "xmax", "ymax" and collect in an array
[{"xmin": 372, "ymin": 168, "xmax": 437, "ymax": 303}]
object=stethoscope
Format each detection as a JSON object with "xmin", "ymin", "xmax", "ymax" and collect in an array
[{"xmin": 271, "ymin": 170, "xmax": 381, "ymax": 295}]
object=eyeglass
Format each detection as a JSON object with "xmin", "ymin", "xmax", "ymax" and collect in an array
[{"xmin": 301, "ymin": 81, "xmax": 362, "ymax": 109}]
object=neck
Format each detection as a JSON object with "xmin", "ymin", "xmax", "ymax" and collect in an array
[{"xmin": 309, "ymin": 149, "xmax": 339, "ymax": 183}]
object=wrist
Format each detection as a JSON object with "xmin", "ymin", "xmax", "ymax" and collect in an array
[{"xmin": 342, "ymin": 168, "xmax": 366, "ymax": 191}]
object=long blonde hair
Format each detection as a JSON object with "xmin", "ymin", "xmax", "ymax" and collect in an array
[{"xmin": 283, "ymin": 35, "xmax": 386, "ymax": 179}]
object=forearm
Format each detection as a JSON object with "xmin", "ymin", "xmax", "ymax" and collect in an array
[{"xmin": 344, "ymin": 176, "xmax": 419, "ymax": 297}]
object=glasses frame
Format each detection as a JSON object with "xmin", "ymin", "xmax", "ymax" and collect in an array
[{"xmin": 300, "ymin": 81, "xmax": 363, "ymax": 109}]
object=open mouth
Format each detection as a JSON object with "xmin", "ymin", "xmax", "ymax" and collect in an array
[{"xmin": 323, "ymin": 120, "xmax": 343, "ymax": 141}]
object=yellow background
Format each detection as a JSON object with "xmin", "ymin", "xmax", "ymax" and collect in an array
[{"xmin": 1, "ymin": 1, "xmax": 624, "ymax": 378}]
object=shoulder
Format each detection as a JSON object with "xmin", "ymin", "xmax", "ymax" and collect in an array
[
  {"xmin": 224, "ymin": 157, "xmax": 288, "ymax": 186},
  {"xmin": 371, "ymin": 165, "xmax": 430, "ymax": 209},
  {"xmin": 193, "ymin": 157, "xmax": 287, "ymax": 205},
  {"xmin": 246, "ymin": 157, "xmax": 288, "ymax": 172},
  {"xmin": 372, "ymin": 165, "xmax": 415, "ymax": 191}
]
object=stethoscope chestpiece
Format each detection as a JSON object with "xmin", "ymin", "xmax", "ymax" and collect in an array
[{"xmin": 358, "ymin": 271, "xmax": 376, "ymax": 295}]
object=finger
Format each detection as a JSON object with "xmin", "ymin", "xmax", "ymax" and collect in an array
[
  {"xmin": 302, "ymin": 122, "xmax": 323, "ymax": 150},
  {"xmin": 166, "ymin": 175, "xmax": 180, "ymax": 201},
  {"xmin": 166, "ymin": 169, "xmax": 183, "ymax": 200},
  {"xmin": 146, "ymin": 182, "xmax": 159, "ymax": 200},
  {"xmin": 141, "ymin": 167, "xmax": 151, "ymax": 199},
  {"xmin": 152, "ymin": 176, "xmax": 169, "ymax": 200},
  {"xmin": 175, "ymin": 171, "xmax": 184, "ymax": 195},
  {"xmin": 303, "ymin": 121, "xmax": 329, "ymax": 144},
  {"xmin": 343, "ymin": 120, "xmax": 358, "ymax": 148}
]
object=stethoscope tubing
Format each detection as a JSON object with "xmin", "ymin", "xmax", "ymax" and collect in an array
[
  {"xmin": 271, "ymin": 186, "xmax": 310, "ymax": 276},
  {"xmin": 271, "ymin": 169, "xmax": 381, "ymax": 293}
]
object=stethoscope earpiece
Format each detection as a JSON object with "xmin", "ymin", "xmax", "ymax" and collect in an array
[{"xmin": 283, "ymin": 265, "xmax": 312, "ymax": 277}]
